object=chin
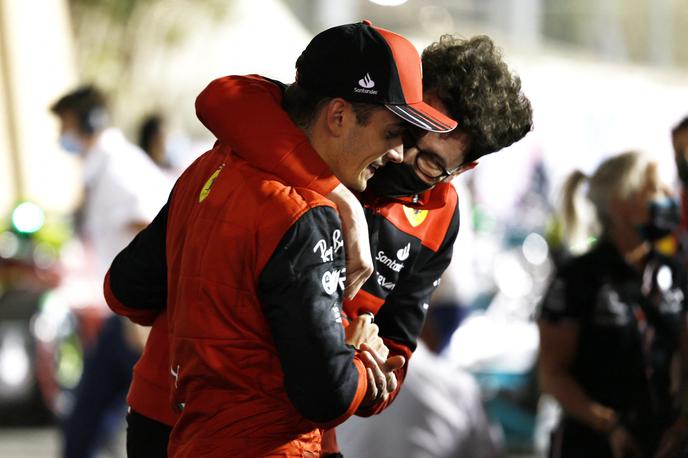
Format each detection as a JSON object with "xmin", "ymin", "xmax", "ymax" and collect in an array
[{"xmin": 348, "ymin": 177, "xmax": 366, "ymax": 193}]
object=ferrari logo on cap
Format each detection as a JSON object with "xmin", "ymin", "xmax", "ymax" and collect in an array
[
  {"xmin": 199, "ymin": 164, "xmax": 224, "ymax": 203},
  {"xmin": 403, "ymin": 206, "xmax": 428, "ymax": 227}
]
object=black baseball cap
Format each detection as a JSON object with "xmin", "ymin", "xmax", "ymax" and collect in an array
[{"xmin": 296, "ymin": 20, "xmax": 457, "ymax": 133}]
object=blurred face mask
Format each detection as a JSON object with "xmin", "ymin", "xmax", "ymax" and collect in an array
[
  {"xmin": 365, "ymin": 162, "xmax": 435, "ymax": 198},
  {"xmin": 637, "ymin": 197, "xmax": 680, "ymax": 242},
  {"xmin": 59, "ymin": 130, "xmax": 85, "ymax": 155}
]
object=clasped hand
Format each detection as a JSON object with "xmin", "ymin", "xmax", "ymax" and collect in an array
[{"xmin": 345, "ymin": 314, "xmax": 406, "ymax": 406}]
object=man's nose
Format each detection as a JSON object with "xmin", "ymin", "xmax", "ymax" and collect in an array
[{"xmin": 385, "ymin": 144, "xmax": 404, "ymax": 164}]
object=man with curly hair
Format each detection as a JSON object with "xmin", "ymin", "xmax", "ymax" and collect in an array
[
  {"xmin": 363, "ymin": 34, "xmax": 531, "ymax": 199},
  {"xmin": 105, "ymin": 33, "xmax": 532, "ymax": 457},
  {"xmin": 329, "ymin": 34, "xmax": 532, "ymax": 457}
]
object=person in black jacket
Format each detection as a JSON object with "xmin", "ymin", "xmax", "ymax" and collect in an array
[{"xmin": 538, "ymin": 150, "xmax": 688, "ymax": 458}]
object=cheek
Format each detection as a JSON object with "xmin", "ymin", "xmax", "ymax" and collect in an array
[
  {"xmin": 402, "ymin": 149, "xmax": 417, "ymax": 166},
  {"xmin": 630, "ymin": 202, "xmax": 650, "ymax": 225},
  {"xmin": 361, "ymin": 139, "xmax": 385, "ymax": 163}
]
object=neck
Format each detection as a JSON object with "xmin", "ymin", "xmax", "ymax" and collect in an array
[
  {"xmin": 607, "ymin": 225, "xmax": 650, "ymax": 270},
  {"xmin": 303, "ymin": 120, "xmax": 339, "ymax": 177},
  {"xmin": 81, "ymin": 131, "xmax": 101, "ymax": 156}
]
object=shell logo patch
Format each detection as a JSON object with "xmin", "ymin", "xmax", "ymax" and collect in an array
[
  {"xmin": 199, "ymin": 164, "xmax": 224, "ymax": 203},
  {"xmin": 402, "ymin": 206, "xmax": 428, "ymax": 227}
]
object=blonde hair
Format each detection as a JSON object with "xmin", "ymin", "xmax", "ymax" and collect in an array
[{"xmin": 560, "ymin": 151, "xmax": 651, "ymax": 253}]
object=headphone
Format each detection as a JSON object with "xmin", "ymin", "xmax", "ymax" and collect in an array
[{"xmin": 78, "ymin": 106, "xmax": 109, "ymax": 135}]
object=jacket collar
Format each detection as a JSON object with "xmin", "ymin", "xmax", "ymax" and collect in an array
[{"xmin": 360, "ymin": 182, "xmax": 452, "ymax": 210}]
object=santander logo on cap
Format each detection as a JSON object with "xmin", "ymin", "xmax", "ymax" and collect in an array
[
  {"xmin": 358, "ymin": 73, "xmax": 375, "ymax": 88},
  {"xmin": 354, "ymin": 72, "xmax": 378, "ymax": 95}
]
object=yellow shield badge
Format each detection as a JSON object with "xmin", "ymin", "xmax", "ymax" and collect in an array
[
  {"xmin": 402, "ymin": 205, "xmax": 428, "ymax": 227},
  {"xmin": 199, "ymin": 164, "xmax": 224, "ymax": 203}
]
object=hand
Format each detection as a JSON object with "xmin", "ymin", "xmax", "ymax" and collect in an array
[
  {"xmin": 327, "ymin": 184, "xmax": 373, "ymax": 300},
  {"xmin": 359, "ymin": 343, "xmax": 405, "ymax": 407},
  {"xmin": 655, "ymin": 417, "xmax": 688, "ymax": 458},
  {"xmin": 608, "ymin": 425, "xmax": 642, "ymax": 458},
  {"xmin": 345, "ymin": 314, "xmax": 388, "ymax": 360}
]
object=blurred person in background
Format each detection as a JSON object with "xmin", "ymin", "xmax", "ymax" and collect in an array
[
  {"xmin": 105, "ymin": 31, "xmax": 532, "ymax": 457},
  {"xmin": 673, "ymin": 117, "xmax": 688, "ymax": 232},
  {"xmin": 137, "ymin": 113, "xmax": 168, "ymax": 168},
  {"xmin": 538, "ymin": 151, "xmax": 688, "ymax": 458},
  {"xmin": 51, "ymin": 86, "xmax": 170, "ymax": 458},
  {"xmin": 336, "ymin": 302, "xmax": 502, "ymax": 458},
  {"xmin": 137, "ymin": 113, "xmax": 181, "ymax": 187}
]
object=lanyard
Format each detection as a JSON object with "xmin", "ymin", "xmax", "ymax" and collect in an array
[{"xmin": 628, "ymin": 258, "xmax": 663, "ymax": 414}]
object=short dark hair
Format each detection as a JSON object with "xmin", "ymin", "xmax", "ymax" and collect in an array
[
  {"xmin": 422, "ymin": 35, "xmax": 533, "ymax": 163},
  {"xmin": 672, "ymin": 116, "xmax": 688, "ymax": 136},
  {"xmin": 50, "ymin": 85, "xmax": 109, "ymax": 134},
  {"xmin": 282, "ymin": 83, "xmax": 379, "ymax": 130}
]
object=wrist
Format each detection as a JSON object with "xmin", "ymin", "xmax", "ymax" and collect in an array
[{"xmin": 328, "ymin": 184, "xmax": 355, "ymax": 210}]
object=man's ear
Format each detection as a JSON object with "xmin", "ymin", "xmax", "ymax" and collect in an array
[
  {"xmin": 323, "ymin": 98, "xmax": 350, "ymax": 137},
  {"xmin": 443, "ymin": 161, "xmax": 478, "ymax": 183},
  {"xmin": 447, "ymin": 161, "xmax": 478, "ymax": 181}
]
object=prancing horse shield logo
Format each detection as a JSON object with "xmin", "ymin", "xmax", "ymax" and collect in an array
[
  {"xmin": 402, "ymin": 206, "xmax": 428, "ymax": 227},
  {"xmin": 199, "ymin": 164, "xmax": 225, "ymax": 203}
]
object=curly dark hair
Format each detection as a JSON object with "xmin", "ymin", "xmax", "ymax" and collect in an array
[{"xmin": 422, "ymin": 35, "xmax": 533, "ymax": 163}]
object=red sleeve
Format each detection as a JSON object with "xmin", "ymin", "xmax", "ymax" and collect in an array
[
  {"xmin": 195, "ymin": 74, "xmax": 339, "ymax": 196},
  {"xmin": 355, "ymin": 337, "xmax": 413, "ymax": 417}
]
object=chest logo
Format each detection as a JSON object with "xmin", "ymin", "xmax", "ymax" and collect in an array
[
  {"xmin": 402, "ymin": 206, "xmax": 428, "ymax": 227},
  {"xmin": 397, "ymin": 243, "xmax": 410, "ymax": 261},
  {"xmin": 313, "ymin": 229, "xmax": 343, "ymax": 263},
  {"xmin": 376, "ymin": 250, "xmax": 405, "ymax": 273},
  {"xmin": 322, "ymin": 268, "xmax": 345, "ymax": 295},
  {"xmin": 593, "ymin": 287, "xmax": 630, "ymax": 327},
  {"xmin": 198, "ymin": 164, "xmax": 224, "ymax": 203}
]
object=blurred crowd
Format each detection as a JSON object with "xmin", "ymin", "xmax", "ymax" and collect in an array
[{"xmin": 1, "ymin": 19, "xmax": 688, "ymax": 458}]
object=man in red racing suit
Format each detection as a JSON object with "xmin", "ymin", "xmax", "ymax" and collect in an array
[
  {"xmin": 106, "ymin": 21, "xmax": 461, "ymax": 458},
  {"xmin": 106, "ymin": 35, "xmax": 532, "ymax": 457}
]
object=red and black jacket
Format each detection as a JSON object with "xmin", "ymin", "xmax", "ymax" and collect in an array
[
  {"xmin": 194, "ymin": 75, "xmax": 460, "ymax": 415},
  {"xmin": 107, "ymin": 131, "xmax": 368, "ymax": 455},
  {"xmin": 105, "ymin": 76, "xmax": 459, "ymax": 445}
]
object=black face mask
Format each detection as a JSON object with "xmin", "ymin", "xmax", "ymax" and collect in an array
[
  {"xmin": 365, "ymin": 162, "xmax": 435, "ymax": 198},
  {"xmin": 637, "ymin": 197, "xmax": 680, "ymax": 242}
]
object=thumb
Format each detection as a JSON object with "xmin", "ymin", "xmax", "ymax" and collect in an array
[{"xmin": 383, "ymin": 355, "xmax": 406, "ymax": 372}]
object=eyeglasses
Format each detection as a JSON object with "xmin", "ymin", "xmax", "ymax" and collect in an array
[
  {"xmin": 415, "ymin": 152, "xmax": 463, "ymax": 181},
  {"xmin": 404, "ymin": 130, "xmax": 462, "ymax": 182}
]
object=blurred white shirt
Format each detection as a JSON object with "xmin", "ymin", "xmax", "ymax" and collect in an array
[
  {"xmin": 337, "ymin": 342, "xmax": 501, "ymax": 458},
  {"xmin": 82, "ymin": 128, "xmax": 171, "ymax": 280},
  {"xmin": 432, "ymin": 179, "xmax": 481, "ymax": 307}
]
